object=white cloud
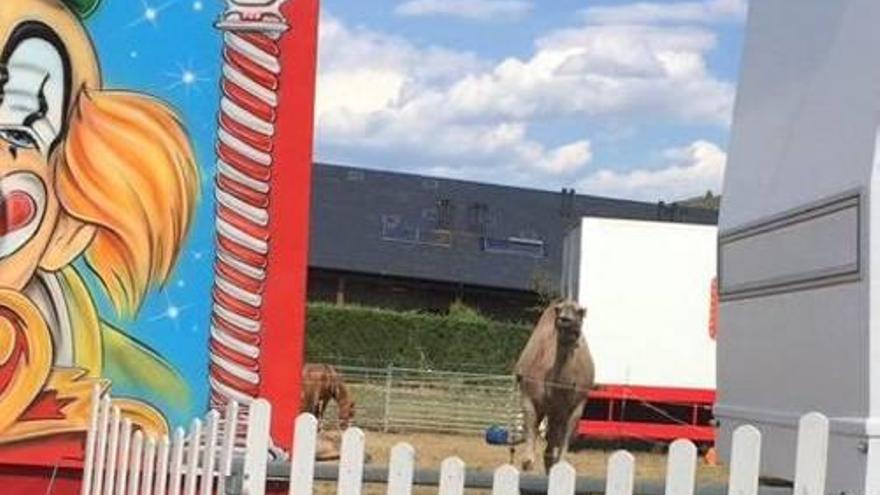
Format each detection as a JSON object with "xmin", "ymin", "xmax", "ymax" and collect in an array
[
  {"xmin": 583, "ymin": 0, "xmax": 747, "ymax": 25},
  {"xmin": 316, "ymin": 5, "xmax": 737, "ymax": 191},
  {"xmin": 578, "ymin": 140, "xmax": 727, "ymax": 201},
  {"xmin": 445, "ymin": 23, "xmax": 734, "ymax": 125},
  {"xmin": 316, "ymin": 14, "xmax": 594, "ymax": 182},
  {"xmin": 395, "ymin": 0, "xmax": 533, "ymax": 21}
]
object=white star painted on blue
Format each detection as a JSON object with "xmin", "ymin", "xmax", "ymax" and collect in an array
[
  {"xmin": 193, "ymin": 1, "xmax": 203, "ymax": 11},
  {"xmin": 148, "ymin": 292, "xmax": 191, "ymax": 334},
  {"xmin": 129, "ymin": 0, "xmax": 176, "ymax": 28},
  {"xmin": 166, "ymin": 61, "xmax": 209, "ymax": 95}
]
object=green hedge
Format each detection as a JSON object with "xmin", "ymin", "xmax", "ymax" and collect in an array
[{"xmin": 305, "ymin": 303, "xmax": 532, "ymax": 374}]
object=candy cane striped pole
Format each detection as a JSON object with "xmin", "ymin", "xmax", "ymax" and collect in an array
[{"xmin": 210, "ymin": 0, "xmax": 319, "ymax": 451}]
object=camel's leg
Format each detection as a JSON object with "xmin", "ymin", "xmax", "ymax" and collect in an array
[
  {"xmin": 544, "ymin": 411, "xmax": 567, "ymax": 473},
  {"xmin": 560, "ymin": 400, "xmax": 586, "ymax": 460},
  {"xmin": 544, "ymin": 399, "xmax": 584, "ymax": 473},
  {"xmin": 521, "ymin": 397, "xmax": 542, "ymax": 472}
]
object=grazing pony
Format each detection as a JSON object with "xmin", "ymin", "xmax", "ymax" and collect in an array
[
  {"xmin": 514, "ymin": 299, "xmax": 595, "ymax": 472},
  {"xmin": 301, "ymin": 363, "xmax": 355, "ymax": 430}
]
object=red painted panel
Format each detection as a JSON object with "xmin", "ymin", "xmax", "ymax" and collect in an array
[
  {"xmin": 259, "ymin": 0, "xmax": 321, "ymax": 450},
  {"xmin": 0, "ymin": 434, "xmax": 84, "ymax": 469},
  {"xmin": 0, "ymin": 466, "xmax": 82, "ymax": 495}
]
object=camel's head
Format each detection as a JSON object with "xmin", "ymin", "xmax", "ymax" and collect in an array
[{"xmin": 554, "ymin": 299, "xmax": 585, "ymax": 342}]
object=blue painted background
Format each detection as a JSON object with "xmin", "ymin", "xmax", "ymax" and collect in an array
[{"xmin": 83, "ymin": 1, "xmax": 227, "ymax": 427}]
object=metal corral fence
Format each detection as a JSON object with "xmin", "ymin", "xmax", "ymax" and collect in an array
[{"xmin": 319, "ymin": 365, "xmax": 525, "ymax": 438}]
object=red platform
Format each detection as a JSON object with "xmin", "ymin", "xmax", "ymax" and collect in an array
[{"xmin": 579, "ymin": 385, "xmax": 716, "ymax": 443}]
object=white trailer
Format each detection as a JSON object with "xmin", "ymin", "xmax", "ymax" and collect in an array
[
  {"xmin": 717, "ymin": 1, "xmax": 880, "ymax": 492},
  {"xmin": 562, "ymin": 217, "xmax": 717, "ymax": 442}
]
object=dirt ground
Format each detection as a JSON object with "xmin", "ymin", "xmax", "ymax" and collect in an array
[{"xmin": 312, "ymin": 430, "xmax": 728, "ymax": 494}]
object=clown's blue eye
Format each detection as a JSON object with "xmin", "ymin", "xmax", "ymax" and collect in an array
[{"xmin": 0, "ymin": 129, "xmax": 37, "ymax": 149}]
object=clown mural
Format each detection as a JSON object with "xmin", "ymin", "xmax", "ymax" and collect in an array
[{"xmin": 0, "ymin": 0, "xmax": 199, "ymax": 444}]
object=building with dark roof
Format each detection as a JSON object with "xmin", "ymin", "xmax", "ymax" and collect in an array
[{"xmin": 308, "ymin": 163, "xmax": 718, "ymax": 321}]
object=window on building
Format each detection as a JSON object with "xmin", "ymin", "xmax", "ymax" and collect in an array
[
  {"xmin": 468, "ymin": 202, "xmax": 489, "ymax": 233},
  {"xmin": 381, "ymin": 214, "xmax": 451, "ymax": 247},
  {"xmin": 381, "ymin": 214, "xmax": 417, "ymax": 242},
  {"xmin": 346, "ymin": 170, "xmax": 365, "ymax": 181},
  {"xmin": 437, "ymin": 198, "xmax": 455, "ymax": 230},
  {"xmin": 482, "ymin": 236, "xmax": 546, "ymax": 257}
]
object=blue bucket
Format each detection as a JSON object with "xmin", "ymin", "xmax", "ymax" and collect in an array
[{"xmin": 485, "ymin": 425, "xmax": 509, "ymax": 445}]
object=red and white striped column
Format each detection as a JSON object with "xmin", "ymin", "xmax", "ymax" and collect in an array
[{"xmin": 209, "ymin": 0, "xmax": 319, "ymax": 451}]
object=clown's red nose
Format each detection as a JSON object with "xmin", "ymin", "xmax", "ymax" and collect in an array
[{"xmin": 0, "ymin": 191, "xmax": 36, "ymax": 236}]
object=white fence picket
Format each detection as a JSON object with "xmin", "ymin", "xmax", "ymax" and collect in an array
[
  {"xmin": 155, "ymin": 435, "xmax": 171, "ymax": 495},
  {"xmin": 183, "ymin": 418, "xmax": 203, "ymax": 495},
  {"xmin": 491, "ymin": 465, "xmax": 519, "ymax": 495},
  {"xmin": 547, "ymin": 461, "xmax": 576, "ymax": 495},
  {"xmin": 103, "ymin": 407, "xmax": 122, "ymax": 495},
  {"xmin": 143, "ymin": 436, "xmax": 158, "ymax": 495},
  {"xmin": 793, "ymin": 412, "xmax": 830, "ymax": 495},
  {"xmin": 115, "ymin": 419, "xmax": 133, "ymax": 495},
  {"xmin": 728, "ymin": 425, "xmax": 762, "ymax": 495},
  {"xmin": 217, "ymin": 400, "xmax": 239, "ymax": 495},
  {"xmin": 243, "ymin": 399, "xmax": 272, "ymax": 495},
  {"xmin": 128, "ymin": 431, "xmax": 144, "ymax": 495},
  {"xmin": 606, "ymin": 451, "xmax": 635, "ymax": 495},
  {"xmin": 386, "ymin": 443, "xmax": 415, "ymax": 495},
  {"xmin": 338, "ymin": 427, "xmax": 366, "ymax": 495},
  {"xmin": 81, "ymin": 385, "xmax": 102, "ymax": 495},
  {"xmin": 169, "ymin": 427, "xmax": 186, "ymax": 495},
  {"xmin": 289, "ymin": 414, "xmax": 318, "ymax": 495},
  {"xmin": 664, "ymin": 439, "xmax": 696, "ymax": 495},
  {"xmin": 201, "ymin": 410, "xmax": 220, "ymax": 495},
  {"xmin": 93, "ymin": 396, "xmax": 113, "ymax": 495},
  {"xmin": 438, "ymin": 457, "xmax": 465, "ymax": 495}
]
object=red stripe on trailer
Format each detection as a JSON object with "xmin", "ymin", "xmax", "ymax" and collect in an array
[
  {"xmin": 579, "ymin": 421, "xmax": 716, "ymax": 443},
  {"xmin": 589, "ymin": 385, "xmax": 715, "ymax": 404}
]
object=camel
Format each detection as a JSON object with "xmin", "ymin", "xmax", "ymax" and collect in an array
[
  {"xmin": 514, "ymin": 299, "xmax": 595, "ymax": 472},
  {"xmin": 301, "ymin": 363, "xmax": 356, "ymax": 430}
]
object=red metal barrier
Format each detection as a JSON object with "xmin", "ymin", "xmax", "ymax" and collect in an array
[{"xmin": 580, "ymin": 385, "xmax": 716, "ymax": 443}]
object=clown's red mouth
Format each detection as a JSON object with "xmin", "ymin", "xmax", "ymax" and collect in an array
[
  {"xmin": 0, "ymin": 173, "xmax": 45, "ymax": 260},
  {"xmin": 0, "ymin": 191, "xmax": 36, "ymax": 237}
]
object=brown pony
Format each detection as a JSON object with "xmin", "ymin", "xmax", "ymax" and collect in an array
[{"xmin": 301, "ymin": 364, "xmax": 355, "ymax": 430}]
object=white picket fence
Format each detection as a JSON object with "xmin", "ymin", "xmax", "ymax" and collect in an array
[
  {"xmin": 83, "ymin": 384, "xmax": 832, "ymax": 495},
  {"xmin": 81, "ymin": 386, "xmax": 259, "ymax": 495}
]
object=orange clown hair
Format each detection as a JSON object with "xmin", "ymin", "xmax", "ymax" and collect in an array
[{"xmin": 56, "ymin": 90, "xmax": 199, "ymax": 317}]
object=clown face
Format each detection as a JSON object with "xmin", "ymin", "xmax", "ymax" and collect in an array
[{"xmin": 0, "ymin": 1, "xmax": 99, "ymax": 290}]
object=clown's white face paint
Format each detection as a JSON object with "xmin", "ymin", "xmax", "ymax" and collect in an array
[
  {"xmin": 0, "ymin": 37, "xmax": 65, "ymax": 154},
  {"xmin": 0, "ymin": 172, "xmax": 45, "ymax": 259},
  {"xmin": 0, "ymin": 32, "xmax": 67, "ymax": 278}
]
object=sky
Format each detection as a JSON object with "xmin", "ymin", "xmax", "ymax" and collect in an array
[
  {"xmin": 315, "ymin": 0, "xmax": 747, "ymax": 202},
  {"xmin": 80, "ymin": 0, "xmax": 747, "ymax": 425}
]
